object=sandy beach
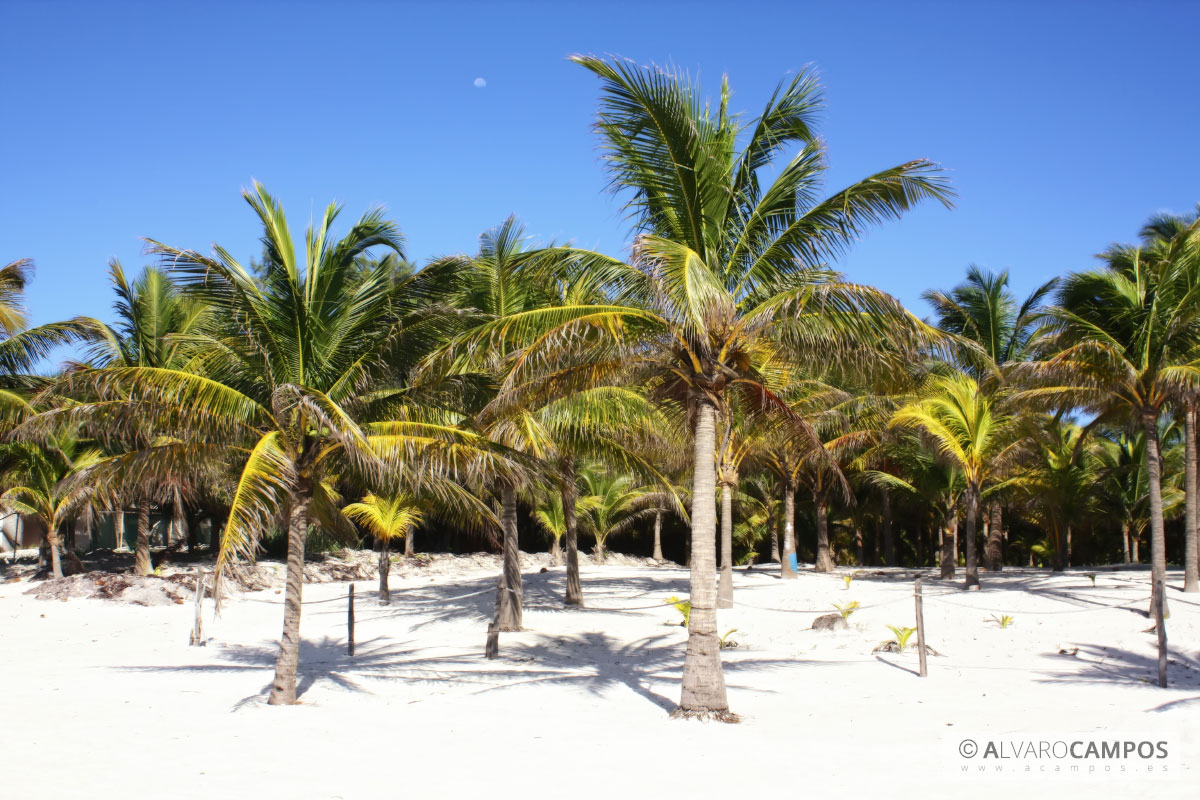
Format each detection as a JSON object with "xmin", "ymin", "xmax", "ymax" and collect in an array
[{"xmin": 2, "ymin": 557, "xmax": 1196, "ymax": 799}]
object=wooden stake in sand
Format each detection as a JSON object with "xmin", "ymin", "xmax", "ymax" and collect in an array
[
  {"xmin": 1154, "ymin": 579, "xmax": 1166, "ymax": 688},
  {"xmin": 189, "ymin": 572, "xmax": 205, "ymax": 647},
  {"xmin": 348, "ymin": 584, "xmax": 356, "ymax": 657},
  {"xmin": 914, "ymin": 577, "xmax": 927, "ymax": 678}
]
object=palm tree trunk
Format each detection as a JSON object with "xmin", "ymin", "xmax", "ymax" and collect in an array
[
  {"xmin": 769, "ymin": 509, "xmax": 780, "ymax": 563},
  {"xmin": 1122, "ymin": 522, "xmax": 1131, "ymax": 564},
  {"xmin": 717, "ymin": 481, "xmax": 733, "ymax": 608},
  {"xmin": 1185, "ymin": 404, "xmax": 1199, "ymax": 592},
  {"xmin": 46, "ymin": 528, "xmax": 63, "ymax": 578},
  {"xmin": 404, "ymin": 528, "xmax": 414, "ymax": 556},
  {"xmin": 113, "ymin": 509, "xmax": 125, "ymax": 551},
  {"xmin": 986, "ymin": 504, "xmax": 1003, "ymax": 572},
  {"xmin": 268, "ymin": 487, "xmax": 309, "ymax": 705},
  {"xmin": 940, "ymin": 509, "xmax": 956, "ymax": 579},
  {"xmin": 135, "ymin": 497, "xmax": 152, "ymax": 577},
  {"xmin": 564, "ymin": 464, "xmax": 582, "ymax": 606},
  {"xmin": 550, "ymin": 536, "xmax": 563, "ymax": 566},
  {"xmin": 780, "ymin": 482, "xmax": 797, "ymax": 579},
  {"xmin": 881, "ymin": 490, "xmax": 895, "ymax": 567},
  {"xmin": 378, "ymin": 536, "xmax": 391, "ymax": 604},
  {"xmin": 677, "ymin": 400, "xmax": 729, "ymax": 717},
  {"xmin": 1131, "ymin": 527, "xmax": 1140, "ymax": 563},
  {"xmin": 814, "ymin": 501, "xmax": 834, "ymax": 573},
  {"xmin": 496, "ymin": 484, "xmax": 523, "ymax": 630},
  {"xmin": 854, "ymin": 526, "xmax": 864, "ymax": 567},
  {"xmin": 1143, "ymin": 412, "xmax": 1168, "ymax": 618},
  {"xmin": 652, "ymin": 510, "xmax": 664, "ymax": 562},
  {"xmin": 964, "ymin": 485, "xmax": 980, "ymax": 588}
]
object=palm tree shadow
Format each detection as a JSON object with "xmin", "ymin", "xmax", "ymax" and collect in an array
[
  {"xmin": 336, "ymin": 568, "xmax": 695, "ymax": 631},
  {"xmin": 118, "ymin": 628, "xmax": 795, "ymax": 713},
  {"xmin": 1035, "ymin": 644, "xmax": 1200, "ymax": 690}
]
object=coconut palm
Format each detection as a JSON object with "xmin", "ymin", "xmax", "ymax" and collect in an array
[
  {"xmin": 576, "ymin": 466, "xmax": 669, "ymax": 562},
  {"xmin": 924, "ymin": 267, "xmax": 1056, "ymax": 569},
  {"xmin": 427, "ymin": 218, "xmax": 680, "ymax": 613},
  {"xmin": 0, "ymin": 259, "xmax": 103, "ymax": 393},
  {"xmin": 1003, "ymin": 420, "xmax": 1107, "ymax": 569},
  {"xmin": 455, "ymin": 56, "xmax": 952, "ymax": 717},
  {"xmin": 81, "ymin": 261, "xmax": 211, "ymax": 572},
  {"xmin": 36, "ymin": 183, "xmax": 498, "ymax": 705},
  {"xmin": 1136, "ymin": 209, "xmax": 1200, "ymax": 592},
  {"xmin": 891, "ymin": 372, "xmax": 1025, "ymax": 587},
  {"xmin": 1020, "ymin": 212, "xmax": 1200, "ymax": 610},
  {"xmin": 923, "ymin": 266, "xmax": 1056, "ymax": 376},
  {"xmin": 0, "ymin": 431, "xmax": 101, "ymax": 577},
  {"xmin": 343, "ymin": 493, "xmax": 422, "ymax": 603}
]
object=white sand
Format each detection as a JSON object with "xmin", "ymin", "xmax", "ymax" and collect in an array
[{"xmin": 2, "ymin": 560, "xmax": 1197, "ymax": 799}]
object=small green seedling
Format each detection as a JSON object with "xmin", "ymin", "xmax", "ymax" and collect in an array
[
  {"xmin": 843, "ymin": 575, "xmax": 853, "ymax": 589},
  {"xmin": 666, "ymin": 596, "xmax": 691, "ymax": 628},
  {"xmin": 719, "ymin": 628, "xmax": 739, "ymax": 649},
  {"xmin": 1086, "ymin": 573, "xmax": 1097, "ymax": 586},
  {"xmin": 887, "ymin": 625, "xmax": 918, "ymax": 652},
  {"xmin": 833, "ymin": 600, "xmax": 861, "ymax": 620},
  {"xmin": 988, "ymin": 614, "xmax": 1015, "ymax": 629}
]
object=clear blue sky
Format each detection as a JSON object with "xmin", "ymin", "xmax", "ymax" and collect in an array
[{"xmin": 3, "ymin": 1, "xmax": 1198, "ymax": 348}]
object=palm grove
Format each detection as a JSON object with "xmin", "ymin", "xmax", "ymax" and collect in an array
[{"xmin": 3, "ymin": 56, "xmax": 1199, "ymax": 719}]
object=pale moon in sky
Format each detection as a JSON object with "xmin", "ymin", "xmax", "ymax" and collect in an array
[{"xmin": 473, "ymin": 77, "xmax": 487, "ymax": 88}]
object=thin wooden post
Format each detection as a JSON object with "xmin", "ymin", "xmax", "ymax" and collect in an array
[
  {"xmin": 189, "ymin": 571, "xmax": 205, "ymax": 646},
  {"xmin": 347, "ymin": 584, "xmax": 356, "ymax": 657},
  {"xmin": 915, "ymin": 577, "xmax": 928, "ymax": 677},
  {"xmin": 1154, "ymin": 579, "xmax": 1166, "ymax": 688}
]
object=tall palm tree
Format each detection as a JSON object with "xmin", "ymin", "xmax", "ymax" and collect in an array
[
  {"xmin": 891, "ymin": 372, "xmax": 1023, "ymax": 587},
  {"xmin": 343, "ymin": 493, "xmax": 422, "ymax": 603},
  {"xmin": 461, "ymin": 56, "xmax": 952, "ymax": 717},
  {"xmin": 1137, "ymin": 209, "xmax": 1200, "ymax": 593},
  {"xmin": 83, "ymin": 261, "xmax": 210, "ymax": 573},
  {"xmin": 924, "ymin": 267, "xmax": 1056, "ymax": 569},
  {"xmin": 41, "ymin": 183, "xmax": 493, "ymax": 705},
  {"xmin": 923, "ymin": 266, "xmax": 1056, "ymax": 376},
  {"xmin": 1020, "ymin": 212, "xmax": 1200, "ymax": 611}
]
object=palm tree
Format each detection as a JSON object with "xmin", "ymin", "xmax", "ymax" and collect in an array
[
  {"xmin": 83, "ymin": 261, "xmax": 210, "ymax": 573},
  {"xmin": 41, "ymin": 183, "xmax": 492, "ymax": 705},
  {"xmin": 1005, "ymin": 419, "xmax": 1107, "ymax": 569},
  {"xmin": 1020, "ymin": 212, "xmax": 1200, "ymax": 611},
  {"xmin": 0, "ymin": 430, "xmax": 101, "ymax": 577},
  {"xmin": 429, "ymin": 219, "xmax": 679, "ymax": 612},
  {"xmin": 1095, "ymin": 426, "xmax": 1184, "ymax": 565},
  {"xmin": 576, "ymin": 465, "xmax": 668, "ymax": 562},
  {"xmin": 924, "ymin": 266, "xmax": 1056, "ymax": 568},
  {"xmin": 923, "ymin": 266, "xmax": 1057, "ymax": 376},
  {"xmin": 0, "ymin": 259, "xmax": 102, "ymax": 393},
  {"xmin": 460, "ymin": 56, "xmax": 952, "ymax": 717},
  {"xmin": 343, "ymin": 493, "xmax": 422, "ymax": 603},
  {"xmin": 1137, "ymin": 209, "xmax": 1200, "ymax": 593},
  {"xmin": 891, "ymin": 372, "xmax": 1024, "ymax": 587}
]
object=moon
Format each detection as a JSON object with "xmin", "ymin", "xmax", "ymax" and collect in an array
[{"xmin": 473, "ymin": 77, "xmax": 487, "ymax": 88}]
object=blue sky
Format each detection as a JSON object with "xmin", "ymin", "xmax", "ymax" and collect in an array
[{"xmin": 2, "ymin": 1, "xmax": 1198, "ymax": 347}]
